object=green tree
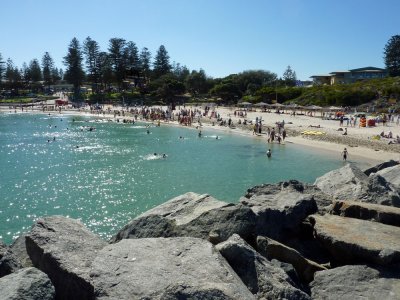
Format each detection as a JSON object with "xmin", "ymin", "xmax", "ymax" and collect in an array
[
  {"xmin": 29, "ymin": 59, "xmax": 42, "ymax": 82},
  {"xmin": 4, "ymin": 59, "xmax": 22, "ymax": 93},
  {"xmin": 185, "ymin": 69, "xmax": 208, "ymax": 95},
  {"xmin": 63, "ymin": 37, "xmax": 85, "ymax": 99},
  {"xmin": 83, "ymin": 36, "xmax": 101, "ymax": 91},
  {"xmin": 210, "ymin": 80, "xmax": 241, "ymax": 104},
  {"xmin": 21, "ymin": 62, "xmax": 30, "ymax": 85},
  {"xmin": 0, "ymin": 53, "xmax": 5, "ymax": 85},
  {"xmin": 51, "ymin": 67, "xmax": 62, "ymax": 82},
  {"xmin": 150, "ymin": 73, "xmax": 185, "ymax": 104},
  {"xmin": 125, "ymin": 41, "xmax": 140, "ymax": 76},
  {"xmin": 153, "ymin": 45, "xmax": 171, "ymax": 78},
  {"xmin": 282, "ymin": 65, "xmax": 297, "ymax": 87},
  {"xmin": 384, "ymin": 35, "xmax": 400, "ymax": 77},
  {"xmin": 108, "ymin": 38, "xmax": 127, "ymax": 89},
  {"xmin": 235, "ymin": 70, "xmax": 277, "ymax": 94},
  {"xmin": 98, "ymin": 52, "xmax": 113, "ymax": 90},
  {"xmin": 42, "ymin": 52, "xmax": 54, "ymax": 88},
  {"xmin": 172, "ymin": 62, "xmax": 190, "ymax": 82},
  {"xmin": 139, "ymin": 47, "xmax": 151, "ymax": 79}
]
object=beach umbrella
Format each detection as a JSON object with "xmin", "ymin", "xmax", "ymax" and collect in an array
[
  {"xmin": 238, "ymin": 101, "xmax": 252, "ymax": 106},
  {"xmin": 305, "ymin": 105, "xmax": 322, "ymax": 110},
  {"xmin": 254, "ymin": 102, "xmax": 268, "ymax": 106},
  {"xmin": 286, "ymin": 103, "xmax": 303, "ymax": 109},
  {"xmin": 271, "ymin": 103, "xmax": 285, "ymax": 108}
]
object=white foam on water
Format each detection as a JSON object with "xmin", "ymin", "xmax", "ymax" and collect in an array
[{"xmin": 142, "ymin": 153, "xmax": 166, "ymax": 160}]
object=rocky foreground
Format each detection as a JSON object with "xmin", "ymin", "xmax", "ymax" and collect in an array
[{"xmin": 1, "ymin": 162, "xmax": 400, "ymax": 299}]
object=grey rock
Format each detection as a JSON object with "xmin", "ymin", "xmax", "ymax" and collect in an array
[
  {"xmin": 240, "ymin": 190, "xmax": 317, "ymax": 240},
  {"xmin": 376, "ymin": 164, "xmax": 400, "ymax": 189},
  {"xmin": 91, "ymin": 237, "xmax": 254, "ymax": 300},
  {"xmin": 10, "ymin": 235, "xmax": 33, "ymax": 267},
  {"xmin": 364, "ymin": 159, "xmax": 399, "ymax": 176},
  {"xmin": 111, "ymin": 192, "xmax": 256, "ymax": 244},
  {"xmin": 216, "ymin": 234, "xmax": 310, "ymax": 299},
  {"xmin": 0, "ymin": 267, "xmax": 55, "ymax": 300},
  {"xmin": 314, "ymin": 164, "xmax": 369, "ymax": 201},
  {"xmin": 257, "ymin": 236, "xmax": 327, "ymax": 283},
  {"xmin": 244, "ymin": 180, "xmax": 306, "ymax": 197},
  {"xmin": 243, "ymin": 180, "xmax": 333, "ymax": 212},
  {"xmin": 310, "ymin": 265, "xmax": 400, "ymax": 300},
  {"xmin": 270, "ymin": 259, "xmax": 304, "ymax": 292},
  {"xmin": 331, "ymin": 200, "xmax": 400, "ymax": 227},
  {"xmin": 315, "ymin": 164, "xmax": 400, "ymax": 207},
  {"xmin": 0, "ymin": 240, "xmax": 22, "ymax": 278},
  {"xmin": 310, "ymin": 214, "xmax": 400, "ymax": 266},
  {"xmin": 366, "ymin": 174, "xmax": 400, "ymax": 207},
  {"xmin": 26, "ymin": 216, "xmax": 107, "ymax": 300},
  {"xmin": 0, "ymin": 240, "xmax": 7, "ymax": 256}
]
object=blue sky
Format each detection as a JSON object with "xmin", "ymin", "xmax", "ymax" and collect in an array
[{"xmin": 1, "ymin": 0, "xmax": 399, "ymax": 80}]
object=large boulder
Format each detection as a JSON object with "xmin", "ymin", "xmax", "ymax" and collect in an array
[
  {"xmin": 376, "ymin": 164, "xmax": 400, "ymax": 189},
  {"xmin": 366, "ymin": 174, "xmax": 400, "ymax": 207},
  {"xmin": 364, "ymin": 159, "xmax": 399, "ymax": 176},
  {"xmin": 314, "ymin": 164, "xmax": 369, "ymax": 201},
  {"xmin": 0, "ymin": 267, "xmax": 55, "ymax": 300},
  {"xmin": 110, "ymin": 192, "xmax": 256, "ymax": 244},
  {"xmin": 310, "ymin": 265, "xmax": 400, "ymax": 300},
  {"xmin": 331, "ymin": 200, "xmax": 400, "ymax": 227},
  {"xmin": 26, "ymin": 216, "xmax": 107, "ymax": 300},
  {"xmin": 215, "ymin": 234, "xmax": 310, "ymax": 299},
  {"xmin": 91, "ymin": 237, "xmax": 254, "ymax": 299},
  {"xmin": 0, "ymin": 240, "xmax": 22, "ymax": 278},
  {"xmin": 315, "ymin": 164, "xmax": 400, "ymax": 207},
  {"xmin": 256, "ymin": 236, "xmax": 327, "ymax": 283},
  {"xmin": 240, "ymin": 189, "xmax": 317, "ymax": 240},
  {"xmin": 310, "ymin": 214, "xmax": 400, "ymax": 266},
  {"xmin": 9, "ymin": 235, "xmax": 33, "ymax": 268},
  {"xmin": 243, "ymin": 180, "xmax": 333, "ymax": 211}
]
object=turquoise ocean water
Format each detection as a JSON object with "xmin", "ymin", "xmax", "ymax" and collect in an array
[{"xmin": 0, "ymin": 113, "xmax": 342, "ymax": 244}]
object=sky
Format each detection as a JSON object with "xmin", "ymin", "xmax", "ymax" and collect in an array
[{"xmin": 1, "ymin": 0, "xmax": 400, "ymax": 80}]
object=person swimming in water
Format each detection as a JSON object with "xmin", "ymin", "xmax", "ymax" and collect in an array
[
  {"xmin": 266, "ymin": 149, "xmax": 272, "ymax": 158},
  {"xmin": 162, "ymin": 153, "xmax": 167, "ymax": 158},
  {"xmin": 342, "ymin": 148, "xmax": 348, "ymax": 161},
  {"xmin": 147, "ymin": 130, "xmax": 150, "ymax": 134},
  {"xmin": 198, "ymin": 130, "xmax": 202, "ymax": 138}
]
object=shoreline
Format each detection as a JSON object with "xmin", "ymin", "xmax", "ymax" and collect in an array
[{"xmin": 1, "ymin": 106, "xmax": 399, "ymax": 168}]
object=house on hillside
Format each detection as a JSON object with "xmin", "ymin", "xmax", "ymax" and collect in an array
[{"xmin": 311, "ymin": 67, "xmax": 387, "ymax": 85}]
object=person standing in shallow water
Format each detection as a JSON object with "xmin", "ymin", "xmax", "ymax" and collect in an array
[{"xmin": 342, "ymin": 148, "xmax": 348, "ymax": 161}]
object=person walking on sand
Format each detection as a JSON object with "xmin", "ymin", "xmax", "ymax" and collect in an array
[{"xmin": 342, "ymin": 148, "xmax": 348, "ymax": 161}]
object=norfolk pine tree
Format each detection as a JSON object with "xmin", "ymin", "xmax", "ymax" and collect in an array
[
  {"xmin": 63, "ymin": 37, "xmax": 85, "ymax": 100},
  {"xmin": 384, "ymin": 35, "xmax": 400, "ymax": 77}
]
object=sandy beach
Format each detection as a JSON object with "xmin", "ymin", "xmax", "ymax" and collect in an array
[{"xmin": 2, "ymin": 104, "xmax": 400, "ymax": 166}]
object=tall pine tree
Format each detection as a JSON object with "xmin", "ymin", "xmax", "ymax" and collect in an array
[
  {"xmin": 63, "ymin": 37, "xmax": 85, "ymax": 99},
  {"xmin": 83, "ymin": 36, "xmax": 101, "ymax": 91},
  {"xmin": 29, "ymin": 59, "xmax": 42, "ymax": 83},
  {"xmin": 108, "ymin": 38, "xmax": 127, "ymax": 89},
  {"xmin": 282, "ymin": 65, "xmax": 297, "ymax": 87},
  {"xmin": 139, "ymin": 47, "xmax": 151, "ymax": 80},
  {"xmin": 42, "ymin": 52, "xmax": 54, "ymax": 89},
  {"xmin": 0, "ymin": 53, "xmax": 5, "ymax": 85},
  {"xmin": 384, "ymin": 35, "xmax": 400, "ymax": 77},
  {"xmin": 153, "ymin": 45, "xmax": 171, "ymax": 78}
]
